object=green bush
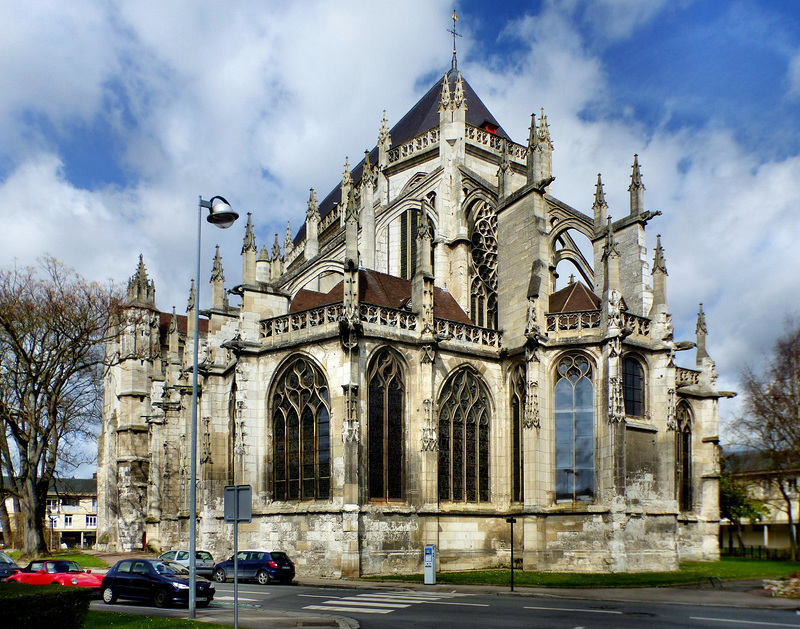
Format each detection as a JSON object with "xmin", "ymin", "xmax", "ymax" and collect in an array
[{"xmin": 0, "ymin": 583, "xmax": 91, "ymax": 629}]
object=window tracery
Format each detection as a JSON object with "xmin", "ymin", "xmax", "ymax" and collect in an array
[
  {"xmin": 554, "ymin": 355, "xmax": 594, "ymax": 502},
  {"xmin": 676, "ymin": 402, "xmax": 693, "ymax": 511},
  {"xmin": 438, "ymin": 368, "xmax": 491, "ymax": 503},
  {"xmin": 368, "ymin": 350, "xmax": 404, "ymax": 500},
  {"xmin": 510, "ymin": 363, "xmax": 526, "ymax": 502},
  {"xmin": 272, "ymin": 358, "xmax": 331, "ymax": 501},
  {"xmin": 469, "ymin": 200, "xmax": 498, "ymax": 329}
]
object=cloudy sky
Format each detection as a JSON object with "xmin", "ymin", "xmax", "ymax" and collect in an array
[{"xmin": 2, "ymin": 0, "xmax": 799, "ymax": 453}]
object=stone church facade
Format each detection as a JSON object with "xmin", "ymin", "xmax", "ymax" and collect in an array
[{"xmin": 97, "ymin": 59, "xmax": 728, "ymax": 576}]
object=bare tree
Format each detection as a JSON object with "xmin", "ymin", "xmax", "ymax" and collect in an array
[
  {"xmin": 735, "ymin": 319, "xmax": 800, "ymax": 560},
  {"xmin": 0, "ymin": 257, "xmax": 122, "ymax": 556}
]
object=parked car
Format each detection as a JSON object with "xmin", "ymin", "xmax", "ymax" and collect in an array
[
  {"xmin": 5, "ymin": 559, "xmax": 102, "ymax": 591},
  {"xmin": 158, "ymin": 549, "xmax": 215, "ymax": 576},
  {"xmin": 212, "ymin": 550, "xmax": 295, "ymax": 585},
  {"xmin": 101, "ymin": 558, "xmax": 215, "ymax": 608},
  {"xmin": 0, "ymin": 551, "xmax": 18, "ymax": 580}
]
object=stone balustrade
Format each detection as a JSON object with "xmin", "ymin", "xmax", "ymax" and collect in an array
[
  {"xmin": 387, "ymin": 129, "xmax": 440, "ymax": 164},
  {"xmin": 676, "ymin": 367, "xmax": 700, "ymax": 386},
  {"xmin": 546, "ymin": 310, "xmax": 602, "ymax": 334}
]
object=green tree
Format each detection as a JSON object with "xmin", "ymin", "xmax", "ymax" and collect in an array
[
  {"xmin": 0, "ymin": 257, "xmax": 122, "ymax": 556},
  {"xmin": 719, "ymin": 466, "xmax": 769, "ymax": 550}
]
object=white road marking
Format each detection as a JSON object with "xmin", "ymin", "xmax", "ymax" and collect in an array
[
  {"xmin": 524, "ymin": 605, "xmax": 623, "ymax": 615},
  {"xmin": 303, "ymin": 605, "xmax": 393, "ymax": 614},
  {"xmin": 429, "ymin": 601, "xmax": 490, "ymax": 607},
  {"xmin": 321, "ymin": 598, "xmax": 410, "ymax": 608},
  {"xmin": 301, "ymin": 590, "xmax": 477, "ymax": 616},
  {"xmin": 690, "ymin": 618, "xmax": 800, "ymax": 627}
]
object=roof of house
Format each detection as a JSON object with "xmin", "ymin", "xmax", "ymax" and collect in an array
[
  {"xmin": 548, "ymin": 280, "xmax": 601, "ymax": 313},
  {"xmin": 294, "ymin": 69, "xmax": 509, "ymax": 245},
  {"xmin": 289, "ymin": 268, "xmax": 472, "ymax": 325}
]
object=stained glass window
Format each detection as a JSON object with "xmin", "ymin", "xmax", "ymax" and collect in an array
[
  {"xmin": 438, "ymin": 369, "xmax": 491, "ymax": 503},
  {"xmin": 469, "ymin": 200, "xmax": 498, "ymax": 330},
  {"xmin": 554, "ymin": 355, "xmax": 594, "ymax": 502},
  {"xmin": 272, "ymin": 358, "xmax": 330, "ymax": 501},
  {"xmin": 368, "ymin": 350, "xmax": 404, "ymax": 500},
  {"xmin": 676, "ymin": 402, "xmax": 692, "ymax": 512},
  {"xmin": 510, "ymin": 364, "xmax": 526, "ymax": 503},
  {"xmin": 622, "ymin": 357, "xmax": 644, "ymax": 417}
]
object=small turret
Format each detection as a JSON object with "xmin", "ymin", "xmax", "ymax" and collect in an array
[
  {"xmin": 126, "ymin": 255, "xmax": 156, "ymax": 308},
  {"xmin": 650, "ymin": 234, "xmax": 668, "ymax": 316},
  {"xmin": 361, "ymin": 149, "xmax": 376, "ymax": 269},
  {"xmin": 340, "ymin": 157, "xmax": 352, "ymax": 227},
  {"xmin": 696, "ymin": 303, "xmax": 709, "ymax": 362},
  {"xmin": 438, "ymin": 73, "xmax": 452, "ymax": 115},
  {"xmin": 256, "ymin": 245, "xmax": 270, "ymax": 283},
  {"xmin": 241, "ymin": 213, "xmax": 257, "ymax": 285},
  {"xmin": 210, "ymin": 245, "xmax": 225, "ymax": 311},
  {"xmin": 284, "ymin": 222, "xmax": 293, "ymax": 257},
  {"xmin": 305, "ymin": 188, "xmax": 320, "ymax": 260},
  {"xmin": 270, "ymin": 234, "xmax": 282, "ymax": 281},
  {"xmin": 377, "ymin": 112, "xmax": 391, "ymax": 206},
  {"xmin": 629, "ymin": 154, "xmax": 645, "ymax": 216},
  {"xmin": 592, "ymin": 174, "xmax": 608, "ymax": 233},
  {"xmin": 345, "ymin": 188, "xmax": 359, "ymax": 270},
  {"xmin": 527, "ymin": 109, "xmax": 553, "ymax": 187}
]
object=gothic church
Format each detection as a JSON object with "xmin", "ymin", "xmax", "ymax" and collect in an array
[{"xmin": 97, "ymin": 53, "xmax": 728, "ymax": 575}]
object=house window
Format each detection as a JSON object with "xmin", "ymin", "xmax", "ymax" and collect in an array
[
  {"xmin": 86, "ymin": 515, "xmax": 97, "ymax": 528},
  {"xmin": 438, "ymin": 369, "xmax": 491, "ymax": 503},
  {"xmin": 555, "ymin": 355, "xmax": 594, "ymax": 502},
  {"xmin": 510, "ymin": 363, "xmax": 526, "ymax": 503},
  {"xmin": 469, "ymin": 200, "xmax": 498, "ymax": 330},
  {"xmin": 676, "ymin": 402, "xmax": 693, "ymax": 511},
  {"xmin": 64, "ymin": 515, "xmax": 73, "ymax": 527},
  {"xmin": 272, "ymin": 357, "xmax": 331, "ymax": 501},
  {"xmin": 622, "ymin": 357, "xmax": 644, "ymax": 417},
  {"xmin": 368, "ymin": 350, "xmax": 404, "ymax": 500}
]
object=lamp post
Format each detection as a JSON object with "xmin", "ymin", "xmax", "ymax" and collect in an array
[{"xmin": 189, "ymin": 195, "xmax": 239, "ymax": 618}]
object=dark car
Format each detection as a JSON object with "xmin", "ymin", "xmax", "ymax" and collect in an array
[
  {"xmin": 212, "ymin": 550, "xmax": 294, "ymax": 585},
  {"xmin": 0, "ymin": 551, "xmax": 18, "ymax": 580},
  {"xmin": 101, "ymin": 558, "xmax": 215, "ymax": 608}
]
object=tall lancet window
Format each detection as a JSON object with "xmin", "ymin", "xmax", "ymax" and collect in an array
[
  {"xmin": 554, "ymin": 355, "xmax": 594, "ymax": 502},
  {"xmin": 469, "ymin": 200, "xmax": 498, "ymax": 329},
  {"xmin": 438, "ymin": 369, "xmax": 491, "ymax": 503},
  {"xmin": 399, "ymin": 209, "xmax": 435, "ymax": 280},
  {"xmin": 510, "ymin": 364, "xmax": 526, "ymax": 503},
  {"xmin": 368, "ymin": 350, "xmax": 404, "ymax": 500},
  {"xmin": 676, "ymin": 402, "xmax": 693, "ymax": 512},
  {"xmin": 272, "ymin": 358, "xmax": 330, "ymax": 501},
  {"xmin": 622, "ymin": 357, "xmax": 645, "ymax": 417}
]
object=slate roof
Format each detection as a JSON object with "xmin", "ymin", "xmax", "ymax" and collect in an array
[
  {"xmin": 548, "ymin": 281, "xmax": 601, "ymax": 313},
  {"xmin": 288, "ymin": 268, "xmax": 472, "ymax": 325},
  {"xmin": 158, "ymin": 311, "xmax": 209, "ymax": 336},
  {"xmin": 294, "ymin": 69, "xmax": 510, "ymax": 246}
]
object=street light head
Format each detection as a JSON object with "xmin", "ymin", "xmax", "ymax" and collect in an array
[{"xmin": 206, "ymin": 196, "xmax": 239, "ymax": 229}]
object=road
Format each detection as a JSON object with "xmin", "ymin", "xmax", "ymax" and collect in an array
[{"xmin": 92, "ymin": 580, "xmax": 800, "ymax": 629}]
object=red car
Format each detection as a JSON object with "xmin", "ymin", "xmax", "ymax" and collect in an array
[{"xmin": 5, "ymin": 559, "xmax": 103, "ymax": 591}]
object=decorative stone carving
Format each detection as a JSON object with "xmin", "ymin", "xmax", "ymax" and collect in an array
[
  {"xmin": 421, "ymin": 399, "xmax": 437, "ymax": 451},
  {"xmin": 421, "ymin": 344, "xmax": 436, "ymax": 363},
  {"xmin": 342, "ymin": 384, "xmax": 360, "ymax": 443},
  {"xmin": 666, "ymin": 388, "xmax": 677, "ymax": 431},
  {"xmin": 524, "ymin": 378, "xmax": 539, "ymax": 429}
]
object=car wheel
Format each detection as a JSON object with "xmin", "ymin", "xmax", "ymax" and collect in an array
[
  {"xmin": 153, "ymin": 587, "xmax": 170, "ymax": 608},
  {"xmin": 213, "ymin": 568, "xmax": 226, "ymax": 583},
  {"xmin": 102, "ymin": 586, "xmax": 117, "ymax": 604},
  {"xmin": 256, "ymin": 569, "xmax": 270, "ymax": 585},
  {"xmin": 51, "ymin": 581, "xmax": 61, "ymax": 585}
]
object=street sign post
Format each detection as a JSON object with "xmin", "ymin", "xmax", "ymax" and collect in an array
[
  {"xmin": 506, "ymin": 517, "xmax": 517, "ymax": 592},
  {"xmin": 224, "ymin": 485, "xmax": 252, "ymax": 629}
]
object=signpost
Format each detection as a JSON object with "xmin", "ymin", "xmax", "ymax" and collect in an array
[
  {"xmin": 224, "ymin": 485, "xmax": 252, "ymax": 629},
  {"xmin": 506, "ymin": 517, "xmax": 517, "ymax": 592}
]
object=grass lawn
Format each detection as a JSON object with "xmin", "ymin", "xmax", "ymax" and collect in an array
[
  {"xmin": 4, "ymin": 549, "xmax": 107, "ymax": 569},
  {"xmin": 84, "ymin": 611, "xmax": 230, "ymax": 629},
  {"xmin": 365, "ymin": 557, "xmax": 800, "ymax": 588}
]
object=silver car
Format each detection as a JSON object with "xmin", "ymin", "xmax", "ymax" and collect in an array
[{"xmin": 158, "ymin": 549, "xmax": 215, "ymax": 576}]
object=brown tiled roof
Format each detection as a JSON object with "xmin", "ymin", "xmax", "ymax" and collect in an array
[
  {"xmin": 289, "ymin": 269, "xmax": 472, "ymax": 325},
  {"xmin": 548, "ymin": 281, "xmax": 601, "ymax": 313},
  {"xmin": 158, "ymin": 311, "xmax": 209, "ymax": 335}
]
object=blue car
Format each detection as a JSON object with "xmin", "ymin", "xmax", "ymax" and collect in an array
[
  {"xmin": 101, "ymin": 558, "xmax": 215, "ymax": 608},
  {"xmin": 212, "ymin": 550, "xmax": 295, "ymax": 585}
]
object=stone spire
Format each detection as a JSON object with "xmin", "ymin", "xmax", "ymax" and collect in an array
[
  {"xmin": 168, "ymin": 306, "xmax": 179, "ymax": 360},
  {"xmin": 360, "ymin": 149, "xmax": 376, "ymax": 270},
  {"xmin": 412, "ymin": 201, "xmax": 435, "ymax": 334},
  {"xmin": 210, "ymin": 245, "xmax": 226, "ymax": 310},
  {"xmin": 527, "ymin": 109, "xmax": 554, "ymax": 186},
  {"xmin": 270, "ymin": 234, "xmax": 282, "ymax": 281},
  {"xmin": 284, "ymin": 221, "xmax": 293, "ymax": 257},
  {"xmin": 696, "ymin": 303, "xmax": 709, "ymax": 362},
  {"xmin": 242, "ymin": 212, "xmax": 257, "ymax": 284},
  {"xmin": 650, "ymin": 234, "xmax": 668, "ymax": 316},
  {"xmin": 439, "ymin": 73, "xmax": 452, "ymax": 112},
  {"xmin": 453, "ymin": 71, "xmax": 467, "ymax": 110},
  {"xmin": 629, "ymin": 154, "xmax": 645, "ymax": 216},
  {"xmin": 377, "ymin": 112, "xmax": 391, "ymax": 205},
  {"xmin": 186, "ymin": 279, "xmax": 196, "ymax": 345},
  {"xmin": 210, "ymin": 245, "xmax": 224, "ymax": 282},
  {"xmin": 305, "ymin": 188, "xmax": 320, "ymax": 260},
  {"xmin": 345, "ymin": 187, "xmax": 359, "ymax": 270},
  {"xmin": 340, "ymin": 157, "xmax": 352, "ymax": 227},
  {"xmin": 126, "ymin": 255, "xmax": 156, "ymax": 308},
  {"xmin": 592, "ymin": 173, "xmax": 608, "ymax": 233}
]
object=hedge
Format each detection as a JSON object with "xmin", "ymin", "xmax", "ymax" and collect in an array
[{"xmin": 0, "ymin": 583, "xmax": 91, "ymax": 629}]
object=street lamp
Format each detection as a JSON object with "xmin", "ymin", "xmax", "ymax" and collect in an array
[{"xmin": 189, "ymin": 195, "xmax": 239, "ymax": 618}]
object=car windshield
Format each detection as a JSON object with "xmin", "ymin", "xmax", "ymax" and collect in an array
[
  {"xmin": 197, "ymin": 551, "xmax": 212, "ymax": 560},
  {"xmin": 0, "ymin": 553, "xmax": 14, "ymax": 565},
  {"xmin": 154, "ymin": 561, "xmax": 189, "ymax": 576},
  {"xmin": 48, "ymin": 561, "xmax": 82, "ymax": 573},
  {"xmin": 270, "ymin": 552, "xmax": 290, "ymax": 562}
]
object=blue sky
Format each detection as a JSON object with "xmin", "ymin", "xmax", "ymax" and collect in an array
[{"xmin": 2, "ymin": 0, "xmax": 800, "ymax": 464}]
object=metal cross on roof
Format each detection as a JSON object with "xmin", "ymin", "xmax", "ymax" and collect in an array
[{"xmin": 448, "ymin": 10, "xmax": 462, "ymax": 70}]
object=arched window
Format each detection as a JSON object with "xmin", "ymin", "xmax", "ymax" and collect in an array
[
  {"xmin": 399, "ymin": 210, "xmax": 435, "ymax": 280},
  {"xmin": 554, "ymin": 355, "xmax": 594, "ymax": 502},
  {"xmin": 368, "ymin": 350, "xmax": 404, "ymax": 500},
  {"xmin": 622, "ymin": 357, "xmax": 644, "ymax": 417},
  {"xmin": 438, "ymin": 369, "xmax": 491, "ymax": 503},
  {"xmin": 676, "ymin": 402, "xmax": 693, "ymax": 511},
  {"xmin": 272, "ymin": 358, "xmax": 330, "ymax": 501},
  {"xmin": 510, "ymin": 364, "xmax": 526, "ymax": 503},
  {"xmin": 469, "ymin": 200, "xmax": 498, "ymax": 329}
]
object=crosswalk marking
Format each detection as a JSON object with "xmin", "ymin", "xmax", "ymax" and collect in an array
[{"xmin": 301, "ymin": 590, "xmax": 476, "ymax": 616}]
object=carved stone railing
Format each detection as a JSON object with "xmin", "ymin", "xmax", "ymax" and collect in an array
[
  {"xmin": 261, "ymin": 304, "xmax": 344, "ymax": 339},
  {"xmin": 319, "ymin": 203, "xmax": 342, "ymax": 233},
  {"xmin": 435, "ymin": 318, "xmax": 502, "ymax": 348},
  {"xmin": 360, "ymin": 304, "xmax": 418, "ymax": 331},
  {"xmin": 546, "ymin": 310, "xmax": 602, "ymax": 333},
  {"xmin": 622, "ymin": 312, "xmax": 651, "ymax": 339},
  {"xmin": 676, "ymin": 367, "xmax": 700, "ymax": 387},
  {"xmin": 465, "ymin": 125, "xmax": 527, "ymax": 160},
  {"xmin": 387, "ymin": 129, "xmax": 440, "ymax": 164}
]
